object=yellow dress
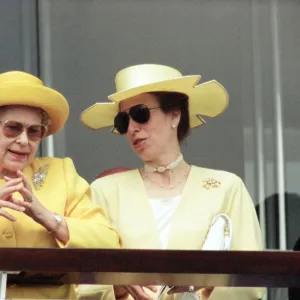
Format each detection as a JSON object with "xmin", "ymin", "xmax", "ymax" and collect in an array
[
  {"xmin": 0, "ymin": 157, "xmax": 121, "ymax": 299},
  {"xmin": 78, "ymin": 166, "xmax": 264, "ymax": 300}
]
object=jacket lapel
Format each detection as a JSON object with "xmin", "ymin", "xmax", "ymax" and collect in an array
[{"xmin": 167, "ymin": 166, "xmax": 220, "ymax": 250}]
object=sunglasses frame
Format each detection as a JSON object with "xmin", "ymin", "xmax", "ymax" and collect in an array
[
  {"xmin": 113, "ymin": 104, "xmax": 161, "ymax": 134},
  {"xmin": 0, "ymin": 120, "xmax": 48, "ymax": 142}
]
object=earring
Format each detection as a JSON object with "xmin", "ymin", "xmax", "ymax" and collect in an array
[{"xmin": 172, "ymin": 124, "xmax": 176, "ymax": 128}]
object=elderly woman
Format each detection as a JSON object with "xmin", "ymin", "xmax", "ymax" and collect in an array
[
  {"xmin": 0, "ymin": 70, "xmax": 121, "ymax": 299},
  {"xmin": 80, "ymin": 64, "xmax": 263, "ymax": 300}
]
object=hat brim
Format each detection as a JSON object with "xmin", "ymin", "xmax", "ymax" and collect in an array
[
  {"xmin": 80, "ymin": 102, "xmax": 119, "ymax": 130},
  {"xmin": 0, "ymin": 84, "xmax": 69, "ymax": 135},
  {"xmin": 80, "ymin": 75, "xmax": 229, "ymax": 130}
]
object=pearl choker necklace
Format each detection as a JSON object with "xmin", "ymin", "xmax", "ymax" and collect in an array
[
  {"xmin": 143, "ymin": 153, "xmax": 184, "ymax": 173},
  {"xmin": 142, "ymin": 164, "xmax": 190, "ymax": 189}
]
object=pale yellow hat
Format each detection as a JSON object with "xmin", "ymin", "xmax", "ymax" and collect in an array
[
  {"xmin": 0, "ymin": 71, "xmax": 69, "ymax": 135},
  {"xmin": 80, "ymin": 64, "xmax": 229, "ymax": 130}
]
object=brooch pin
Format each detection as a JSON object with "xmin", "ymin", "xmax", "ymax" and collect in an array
[
  {"xmin": 202, "ymin": 178, "xmax": 221, "ymax": 190},
  {"xmin": 32, "ymin": 165, "xmax": 49, "ymax": 190}
]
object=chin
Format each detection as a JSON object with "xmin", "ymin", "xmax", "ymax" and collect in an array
[
  {"xmin": 4, "ymin": 161, "xmax": 28, "ymax": 173},
  {"xmin": 133, "ymin": 145, "xmax": 156, "ymax": 162},
  {"xmin": 136, "ymin": 151, "xmax": 153, "ymax": 162}
]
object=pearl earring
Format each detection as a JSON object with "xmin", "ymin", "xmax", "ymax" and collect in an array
[{"xmin": 172, "ymin": 124, "xmax": 176, "ymax": 128}]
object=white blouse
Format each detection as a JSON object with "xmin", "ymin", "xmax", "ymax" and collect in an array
[
  {"xmin": 149, "ymin": 196, "xmax": 200, "ymax": 300},
  {"xmin": 148, "ymin": 195, "xmax": 181, "ymax": 249}
]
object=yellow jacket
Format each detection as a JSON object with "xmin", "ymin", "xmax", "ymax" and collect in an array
[
  {"xmin": 78, "ymin": 166, "xmax": 264, "ymax": 300},
  {"xmin": 0, "ymin": 157, "xmax": 121, "ymax": 299},
  {"xmin": 78, "ymin": 166, "xmax": 265, "ymax": 300}
]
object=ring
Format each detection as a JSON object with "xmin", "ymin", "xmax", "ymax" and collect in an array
[{"xmin": 188, "ymin": 285, "xmax": 195, "ymax": 293}]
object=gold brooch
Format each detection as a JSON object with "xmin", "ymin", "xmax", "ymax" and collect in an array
[
  {"xmin": 202, "ymin": 178, "xmax": 221, "ymax": 190},
  {"xmin": 32, "ymin": 165, "xmax": 49, "ymax": 190}
]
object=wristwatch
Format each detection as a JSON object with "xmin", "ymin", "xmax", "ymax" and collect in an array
[{"xmin": 48, "ymin": 213, "xmax": 63, "ymax": 234}]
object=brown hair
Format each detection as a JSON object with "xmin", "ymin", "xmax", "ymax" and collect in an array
[
  {"xmin": 40, "ymin": 109, "xmax": 51, "ymax": 127},
  {"xmin": 150, "ymin": 92, "xmax": 190, "ymax": 142}
]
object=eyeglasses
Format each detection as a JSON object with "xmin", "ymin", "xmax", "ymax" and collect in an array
[
  {"xmin": 114, "ymin": 104, "xmax": 161, "ymax": 134},
  {"xmin": 0, "ymin": 120, "xmax": 48, "ymax": 142}
]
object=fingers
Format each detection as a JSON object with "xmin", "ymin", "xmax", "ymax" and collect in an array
[
  {"xmin": 0, "ymin": 172, "xmax": 33, "ymax": 222},
  {"xmin": 0, "ymin": 180, "xmax": 23, "ymax": 199},
  {"xmin": 3, "ymin": 171, "xmax": 34, "ymax": 203},
  {"xmin": 3, "ymin": 184, "xmax": 23, "ymax": 195},
  {"xmin": 4, "ymin": 171, "xmax": 33, "ymax": 202},
  {"xmin": 116, "ymin": 294, "xmax": 129, "ymax": 300},
  {"xmin": 144, "ymin": 285, "xmax": 157, "ymax": 293},
  {"xmin": 0, "ymin": 198, "xmax": 26, "ymax": 212},
  {"xmin": 16, "ymin": 170, "xmax": 31, "ymax": 191},
  {"xmin": 114, "ymin": 286, "xmax": 130, "ymax": 300},
  {"xmin": 17, "ymin": 186, "xmax": 33, "ymax": 204},
  {"xmin": 0, "ymin": 208, "xmax": 16, "ymax": 222},
  {"xmin": 3, "ymin": 177, "xmax": 22, "ymax": 186},
  {"xmin": 4, "ymin": 176, "xmax": 34, "ymax": 204},
  {"xmin": 126, "ymin": 285, "xmax": 153, "ymax": 300},
  {"xmin": 5, "ymin": 196, "xmax": 30, "ymax": 209}
]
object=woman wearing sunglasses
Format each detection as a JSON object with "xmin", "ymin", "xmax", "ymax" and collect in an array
[
  {"xmin": 80, "ymin": 64, "xmax": 263, "ymax": 300},
  {"xmin": 0, "ymin": 71, "xmax": 121, "ymax": 299}
]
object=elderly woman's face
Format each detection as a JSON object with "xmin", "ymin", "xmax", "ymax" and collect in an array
[
  {"xmin": 0, "ymin": 106, "xmax": 42, "ymax": 173},
  {"xmin": 119, "ymin": 93, "xmax": 180, "ymax": 162}
]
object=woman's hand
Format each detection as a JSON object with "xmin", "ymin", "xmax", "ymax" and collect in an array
[
  {"xmin": 114, "ymin": 285, "xmax": 157, "ymax": 300},
  {"xmin": 0, "ymin": 177, "xmax": 26, "ymax": 221},
  {"xmin": 3, "ymin": 170, "xmax": 70, "ymax": 243},
  {"xmin": 4, "ymin": 170, "xmax": 50, "ymax": 224},
  {"xmin": 114, "ymin": 286, "xmax": 130, "ymax": 300}
]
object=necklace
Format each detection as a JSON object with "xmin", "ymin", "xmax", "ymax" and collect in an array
[
  {"xmin": 141, "ymin": 164, "xmax": 190, "ymax": 189},
  {"xmin": 143, "ymin": 153, "xmax": 183, "ymax": 173}
]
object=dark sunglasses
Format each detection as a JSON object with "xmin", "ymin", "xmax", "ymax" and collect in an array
[
  {"xmin": 0, "ymin": 120, "xmax": 48, "ymax": 142},
  {"xmin": 114, "ymin": 104, "xmax": 160, "ymax": 134}
]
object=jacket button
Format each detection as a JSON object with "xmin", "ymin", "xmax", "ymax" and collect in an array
[{"xmin": 3, "ymin": 231, "xmax": 13, "ymax": 238}]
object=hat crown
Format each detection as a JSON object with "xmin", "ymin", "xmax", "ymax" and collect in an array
[
  {"xmin": 0, "ymin": 70, "xmax": 69, "ymax": 135},
  {"xmin": 0, "ymin": 71, "xmax": 43, "ymax": 86},
  {"xmin": 115, "ymin": 64, "xmax": 183, "ymax": 93}
]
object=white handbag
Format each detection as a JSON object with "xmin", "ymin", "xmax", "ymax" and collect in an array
[
  {"xmin": 156, "ymin": 214, "xmax": 232, "ymax": 300},
  {"xmin": 202, "ymin": 213, "xmax": 232, "ymax": 251}
]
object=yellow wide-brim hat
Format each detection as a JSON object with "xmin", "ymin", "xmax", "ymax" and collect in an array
[
  {"xmin": 0, "ymin": 71, "xmax": 69, "ymax": 135},
  {"xmin": 80, "ymin": 64, "xmax": 229, "ymax": 131}
]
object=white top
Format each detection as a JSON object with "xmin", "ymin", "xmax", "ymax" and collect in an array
[
  {"xmin": 148, "ymin": 196, "xmax": 181, "ymax": 249},
  {"xmin": 150, "ymin": 196, "xmax": 200, "ymax": 300}
]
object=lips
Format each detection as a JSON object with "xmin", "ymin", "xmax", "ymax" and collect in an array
[
  {"xmin": 133, "ymin": 138, "xmax": 147, "ymax": 148},
  {"xmin": 9, "ymin": 150, "xmax": 29, "ymax": 155},
  {"xmin": 8, "ymin": 150, "xmax": 29, "ymax": 160}
]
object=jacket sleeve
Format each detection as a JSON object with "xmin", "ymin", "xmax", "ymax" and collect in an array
[
  {"xmin": 75, "ymin": 174, "xmax": 120, "ymax": 300},
  {"xmin": 57, "ymin": 158, "xmax": 121, "ymax": 249},
  {"xmin": 90, "ymin": 176, "xmax": 120, "ymax": 233},
  {"xmin": 227, "ymin": 175, "xmax": 262, "ymax": 251}
]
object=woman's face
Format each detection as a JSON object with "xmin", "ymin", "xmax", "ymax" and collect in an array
[
  {"xmin": 119, "ymin": 93, "xmax": 180, "ymax": 162},
  {"xmin": 0, "ymin": 106, "xmax": 43, "ymax": 174}
]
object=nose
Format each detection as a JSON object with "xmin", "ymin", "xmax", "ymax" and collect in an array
[
  {"xmin": 126, "ymin": 118, "xmax": 140, "ymax": 136},
  {"xmin": 16, "ymin": 131, "xmax": 29, "ymax": 145}
]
